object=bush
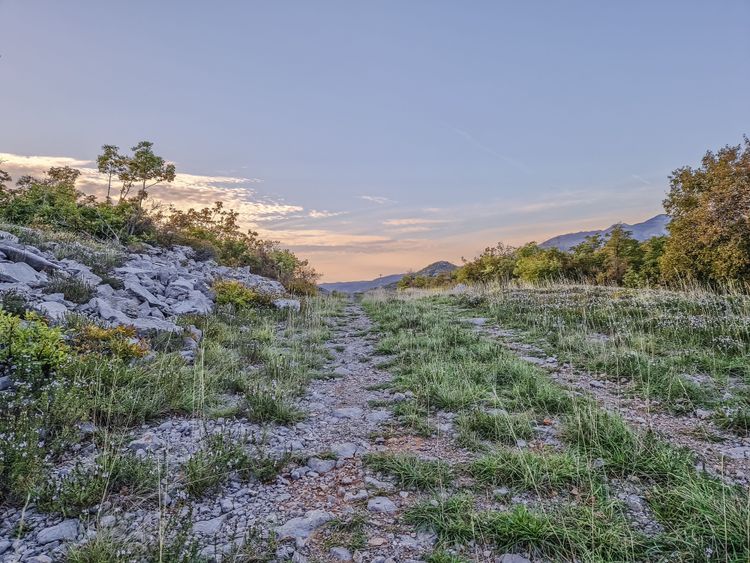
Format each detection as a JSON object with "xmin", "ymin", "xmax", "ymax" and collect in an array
[
  {"xmin": 72, "ymin": 323, "xmax": 149, "ymax": 361},
  {"xmin": 0, "ymin": 310, "xmax": 70, "ymax": 388},
  {"xmin": 213, "ymin": 279, "xmax": 271, "ymax": 309}
]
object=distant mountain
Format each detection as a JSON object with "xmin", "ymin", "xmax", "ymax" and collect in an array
[
  {"xmin": 319, "ymin": 261, "xmax": 458, "ymax": 293},
  {"xmin": 539, "ymin": 214, "xmax": 669, "ymax": 251}
]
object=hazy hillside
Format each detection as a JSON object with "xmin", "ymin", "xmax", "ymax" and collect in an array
[
  {"xmin": 540, "ymin": 214, "xmax": 669, "ymax": 251},
  {"xmin": 319, "ymin": 261, "xmax": 457, "ymax": 293}
]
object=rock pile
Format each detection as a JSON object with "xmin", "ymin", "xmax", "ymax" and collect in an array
[{"xmin": 0, "ymin": 228, "xmax": 296, "ymax": 337}]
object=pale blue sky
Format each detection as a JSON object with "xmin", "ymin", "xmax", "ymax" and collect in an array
[{"xmin": 1, "ymin": 1, "xmax": 748, "ymax": 279}]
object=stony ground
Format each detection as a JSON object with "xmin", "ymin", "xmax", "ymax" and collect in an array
[{"xmin": 0, "ymin": 300, "xmax": 441, "ymax": 562}]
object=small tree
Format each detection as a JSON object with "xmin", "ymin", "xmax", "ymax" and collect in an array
[
  {"xmin": 96, "ymin": 145, "xmax": 127, "ymax": 203},
  {"xmin": 0, "ymin": 165, "xmax": 11, "ymax": 205},
  {"xmin": 661, "ymin": 137, "xmax": 750, "ymax": 286},
  {"xmin": 598, "ymin": 225, "xmax": 642, "ymax": 285},
  {"xmin": 120, "ymin": 141, "xmax": 176, "ymax": 206}
]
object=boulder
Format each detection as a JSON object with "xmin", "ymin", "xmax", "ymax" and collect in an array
[
  {"xmin": 307, "ymin": 457, "xmax": 336, "ymax": 474},
  {"xmin": 193, "ymin": 515, "xmax": 226, "ymax": 535},
  {"xmin": 172, "ymin": 290, "xmax": 213, "ymax": 315},
  {"xmin": 0, "ymin": 262, "xmax": 47, "ymax": 284},
  {"xmin": 0, "ymin": 242, "xmax": 59, "ymax": 273}
]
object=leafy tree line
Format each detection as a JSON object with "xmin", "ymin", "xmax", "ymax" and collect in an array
[
  {"xmin": 399, "ymin": 137, "xmax": 750, "ymax": 290},
  {"xmin": 0, "ymin": 142, "xmax": 318, "ymax": 292}
]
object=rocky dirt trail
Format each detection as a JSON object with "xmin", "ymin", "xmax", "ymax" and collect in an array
[
  {"xmin": 0, "ymin": 299, "xmax": 438, "ymax": 562},
  {"xmin": 469, "ymin": 317, "xmax": 750, "ymax": 486}
]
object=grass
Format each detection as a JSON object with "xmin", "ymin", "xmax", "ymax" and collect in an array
[
  {"xmin": 561, "ymin": 406, "xmax": 694, "ymax": 481},
  {"xmin": 406, "ymin": 494, "xmax": 646, "ymax": 562},
  {"xmin": 44, "ymin": 271, "xmax": 95, "ymax": 304},
  {"xmin": 0, "ymin": 291, "xmax": 342, "ymax": 512},
  {"xmin": 475, "ymin": 284, "xmax": 750, "ymax": 413},
  {"xmin": 321, "ymin": 514, "xmax": 368, "ymax": 552},
  {"xmin": 362, "ymin": 288, "xmax": 750, "ymax": 561},
  {"xmin": 364, "ymin": 452, "xmax": 453, "ymax": 490},
  {"xmin": 470, "ymin": 449, "xmax": 597, "ymax": 492},
  {"xmin": 457, "ymin": 409, "xmax": 535, "ymax": 446},
  {"xmin": 37, "ymin": 451, "xmax": 160, "ymax": 516}
]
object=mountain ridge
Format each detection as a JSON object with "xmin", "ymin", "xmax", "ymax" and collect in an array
[
  {"xmin": 319, "ymin": 261, "xmax": 457, "ymax": 293},
  {"xmin": 539, "ymin": 214, "xmax": 669, "ymax": 251}
]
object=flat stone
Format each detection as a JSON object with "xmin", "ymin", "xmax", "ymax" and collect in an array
[
  {"xmin": 193, "ymin": 515, "xmax": 226, "ymax": 535},
  {"xmin": 330, "ymin": 546, "xmax": 353, "ymax": 561},
  {"xmin": 276, "ymin": 510, "xmax": 333, "ymax": 540},
  {"xmin": 367, "ymin": 496, "xmax": 397, "ymax": 513},
  {"xmin": 36, "ymin": 519, "xmax": 78, "ymax": 544},
  {"xmin": 366, "ymin": 410, "xmax": 392, "ymax": 423},
  {"xmin": 125, "ymin": 280, "xmax": 166, "ymax": 307},
  {"xmin": 0, "ymin": 242, "xmax": 59, "ymax": 272},
  {"xmin": 172, "ymin": 290, "xmax": 212, "ymax": 315},
  {"xmin": 332, "ymin": 407, "xmax": 363, "ymax": 419},
  {"xmin": 495, "ymin": 555, "xmax": 531, "ymax": 563},
  {"xmin": 37, "ymin": 301, "xmax": 69, "ymax": 321},
  {"xmin": 332, "ymin": 442, "xmax": 361, "ymax": 459},
  {"xmin": 0, "ymin": 261, "xmax": 47, "ymax": 284},
  {"xmin": 307, "ymin": 457, "xmax": 336, "ymax": 474},
  {"xmin": 0, "ymin": 376, "xmax": 11, "ymax": 391},
  {"xmin": 724, "ymin": 446, "xmax": 750, "ymax": 460},
  {"xmin": 0, "ymin": 540, "xmax": 10, "ymax": 554}
]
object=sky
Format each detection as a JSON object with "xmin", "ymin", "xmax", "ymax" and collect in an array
[{"xmin": 0, "ymin": 1, "xmax": 748, "ymax": 281}]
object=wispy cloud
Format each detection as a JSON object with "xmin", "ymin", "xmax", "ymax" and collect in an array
[
  {"xmin": 382, "ymin": 217, "xmax": 449, "ymax": 226},
  {"xmin": 453, "ymin": 128, "xmax": 532, "ymax": 174},
  {"xmin": 308, "ymin": 209, "xmax": 347, "ymax": 219},
  {"xmin": 360, "ymin": 195, "xmax": 395, "ymax": 205}
]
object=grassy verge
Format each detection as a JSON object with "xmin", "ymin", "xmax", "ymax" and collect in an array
[{"xmin": 362, "ymin": 290, "xmax": 750, "ymax": 561}]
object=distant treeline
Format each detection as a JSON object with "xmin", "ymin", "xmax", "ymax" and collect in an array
[
  {"xmin": 0, "ymin": 142, "xmax": 317, "ymax": 293},
  {"xmin": 399, "ymin": 137, "xmax": 750, "ymax": 290}
]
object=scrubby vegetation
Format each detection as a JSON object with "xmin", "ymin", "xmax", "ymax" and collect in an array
[
  {"xmin": 0, "ymin": 291, "xmax": 339, "ymax": 512},
  {"xmin": 397, "ymin": 137, "xmax": 750, "ymax": 291},
  {"xmin": 0, "ymin": 142, "xmax": 317, "ymax": 290}
]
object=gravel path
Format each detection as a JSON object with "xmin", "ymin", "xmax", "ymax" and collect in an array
[{"xmin": 0, "ymin": 299, "xmax": 435, "ymax": 562}]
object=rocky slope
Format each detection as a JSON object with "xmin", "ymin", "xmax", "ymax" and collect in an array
[{"xmin": 0, "ymin": 228, "xmax": 297, "ymax": 360}]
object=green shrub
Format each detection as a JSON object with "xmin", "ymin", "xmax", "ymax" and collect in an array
[
  {"xmin": 213, "ymin": 279, "xmax": 271, "ymax": 309},
  {"xmin": 0, "ymin": 310, "xmax": 70, "ymax": 388}
]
